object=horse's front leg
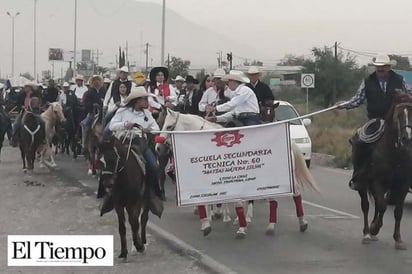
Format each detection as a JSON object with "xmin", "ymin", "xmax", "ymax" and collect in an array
[
  {"xmin": 370, "ymin": 183, "xmax": 386, "ymax": 236},
  {"xmin": 48, "ymin": 143, "xmax": 57, "ymax": 167},
  {"xmin": 115, "ymin": 206, "xmax": 128, "ymax": 260},
  {"xmin": 393, "ymin": 185, "xmax": 409, "ymax": 250},
  {"xmin": 20, "ymin": 147, "xmax": 27, "ymax": 172},
  {"xmin": 358, "ymin": 189, "xmax": 374, "ymax": 243},
  {"xmin": 140, "ymin": 203, "xmax": 150, "ymax": 245},
  {"xmin": 126, "ymin": 204, "xmax": 144, "ymax": 253}
]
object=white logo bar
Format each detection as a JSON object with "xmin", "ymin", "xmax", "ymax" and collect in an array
[{"xmin": 8, "ymin": 235, "xmax": 113, "ymax": 266}]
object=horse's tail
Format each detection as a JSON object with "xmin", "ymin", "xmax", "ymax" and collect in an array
[{"xmin": 292, "ymin": 143, "xmax": 320, "ymax": 193}]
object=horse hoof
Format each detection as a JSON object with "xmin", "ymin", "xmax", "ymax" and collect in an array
[
  {"xmin": 235, "ymin": 228, "xmax": 247, "ymax": 239},
  {"xmin": 202, "ymin": 226, "xmax": 212, "ymax": 236},
  {"xmin": 362, "ymin": 234, "xmax": 372, "ymax": 244},
  {"xmin": 395, "ymin": 241, "xmax": 407, "ymax": 250},
  {"xmin": 265, "ymin": 223, "xmax": 275, "ymax": 236},
  {"xmin": 370, "ymin": 235, "xmax": 379, "ymax": 241},
  {"xmin": 118, "ymin": 252, "xmax": 127, "ymax": 259},
  {"xmin": 135, "ymin": 244, "xmax": 145, "ymax": 253},
  {"xmin": 23, "ymin": 168, "xmax": 28, "ymax": 173},
  {"xmin": 299, "ymin": 221, "xmax": 308, "ymax": 232}
]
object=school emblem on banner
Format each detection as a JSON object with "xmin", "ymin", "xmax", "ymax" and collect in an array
[{"xmin": 211, "ymin": 130, "xmax": 244, "ymax": 147}]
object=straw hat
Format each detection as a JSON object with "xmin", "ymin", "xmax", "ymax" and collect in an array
[
  {"xmin": 372, "ymin": 54, "xmax": 397, "ymax": 67},
  {"xmin": 173, "ymin": 75, "xmax": 185, "ymax": 82},
  {"xmin": 247, "ymin": 66, "xmax": 261, "ymax": 74},
  {"xmin": 222, "ymin": 70, "xmax": 250, "ymax": 84},
  {"xmin": 213, "ymin": 68, "xmax": 226, "ymax": 79},
  {"xmin": 118, "ymin": 66, "xmax": 129, "ymax": 73},
  {"xmin": 125, "ymin": 86, "xmax": 155, "ymax": 103},
  {"xmin": 62, "ymin": 82, "xmax": 70, "ymax": 87}
]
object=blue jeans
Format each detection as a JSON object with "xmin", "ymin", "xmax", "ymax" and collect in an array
[
  {"xmin": 81, "ymin": 113, "xmax": 93, "ymax": 128},
  {"xmin": 143, "ymin": 148, "xmax": 161, "ymax": 196},
  {"xmin": 238, "ymin": 115, "xmax": 261, "ymax": 126}
]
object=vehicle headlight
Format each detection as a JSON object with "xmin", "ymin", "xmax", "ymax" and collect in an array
[{"xmin": 293, "ymin": 137, "xmax": 310, "ymax": 144}]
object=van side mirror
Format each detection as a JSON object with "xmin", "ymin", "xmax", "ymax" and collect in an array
[{"xmin": 302, "ymin": 118, "xmax": 311, "ymax": 126}]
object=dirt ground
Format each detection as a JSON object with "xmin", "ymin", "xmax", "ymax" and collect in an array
[{"xmin": 0, "ymin": 145, "xmax": 208, "ymax": 274}]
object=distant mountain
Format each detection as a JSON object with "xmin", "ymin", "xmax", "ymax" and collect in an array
[{"xmin": 25, "ymin": 0, "xmax": 253, "ymax": 72}]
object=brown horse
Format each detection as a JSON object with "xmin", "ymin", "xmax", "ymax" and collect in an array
[
  {"xmin": 18, "ymin": 98, "xmax": 45, "ymax": 172},
  {"xmin": 358, "ymin": 90, "xmax": 412, "ymax": 250},
  {"xmin": 84, "ymin": 104, "xmax": 103, "ymax": 176},
  {"xmin": 99, "ymin": 137, "xmax": 148, "ymax": 260}
]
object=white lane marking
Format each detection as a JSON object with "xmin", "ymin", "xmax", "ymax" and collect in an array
[{"xmin": 303, "ymin": 200, "xmax": 360, "ymax": 219}]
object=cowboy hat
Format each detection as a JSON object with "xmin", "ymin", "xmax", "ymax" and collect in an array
[
  {"xmin": 75, "ymin": 75, "xmax": 84, "ymax": 81},
  {"xmin": 185, "ymin": 75, "xmax": 199, "ymax": 84},
  {"xmin": 103, "ymin": 77, "xmax": 111, "ymax": 84},
  {"xmin": 125, "ymin": 86, "xmax": 155, "ymax": 103},
  {"xmin": 372, "ymin": 54, "xmax": 397, "ymax": 67},
  {"xmin": 62, "ymin": 82, "xmax": 70, "ymax": 87},
  {"xmin": 149, "ymin": 67, "xmax": 169, "ymax": 83},
  {"xmin": 222, "ymin": 70, "xmax": 250, "ymax": 84},
  {"xmin": 173, "ymin": 75, "xmax": 185, "ymax": 82},
  {"xmin": 247, "ymin": 66, "xmax": 261, "ymax": 74},
  {"xmin": 118, "ymin": 66, "xmax": 129, "ymax": 73},
  {"xmin": 213, "ymin": 68, "xmax": 226, "ymax": 79},
  {"xmin": 89, "ymin": 75, "xmax": 103, "ymax": 83}
]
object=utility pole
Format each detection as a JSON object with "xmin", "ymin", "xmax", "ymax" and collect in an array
[
  {"xmin": 73, "ymin": 0, "xmax": 78, "ymax": 77},
  {"xmin": 227, "ymin": 52, "xmax": 233, "ymax": 70},
  {"xmin": 167, "ymin": 53, "xmax": 170, "ymax": 70},
  {"xmin": 333, "ymin": 41, "xmax": 338, "ymax": 105},
  {"xmin": 145, "ymin": 42, "xmax": 150, "ymax": 75},
  {"xmin": 34, "ymin": 0, "xmax": 38, "ymax": 80},
  {"xmin": 125, "ymin": 41, "xmax": 129, "ymax": 69},
  {"xmin": 161, "ymin": 0, "xmax": 166, "ymax": 66},
  {"xmin": 6, "ymin": 11, "xmax": 20, "ymax": 77}
]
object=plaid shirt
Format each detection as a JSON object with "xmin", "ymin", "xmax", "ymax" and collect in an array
[{"xmin": 344, "ymin": 77, "xmax": 411, "ymax": 109}]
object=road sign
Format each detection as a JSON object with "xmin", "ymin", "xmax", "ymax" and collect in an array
[
  {"xmin": 133, "ymin": 72, "xmax": 145, "ymax": 85},
  {"xmin": 301, "ymin": 73, "xmax": 315, "ymax": 88}
]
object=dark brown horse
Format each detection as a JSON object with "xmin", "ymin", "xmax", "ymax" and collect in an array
[
  {"xmin": 18, "ymin": 98, "xmax": 45, "ymax": 172},
  {"xmin": 99, "ymin": 137, "xmax": 149, "ymax": 260},
  {"xmin": 0, "ymin": 105, "xmax": 12, "ymax": 161},
  {"xmin": 85, "ymin": 104, "xmax": 103, "ymax": 176},
  {"xmin": 358, "ymin": 90, "xmax": 412, "ymax": 249}
]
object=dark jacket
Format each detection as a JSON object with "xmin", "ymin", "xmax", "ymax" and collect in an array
[
  {"xmin": 178, "ymin": 89, "xmax": 203, "ymax": 115},
  {"xmin": 247, "ymin": 80, "xmax": 274, "ymax": 106},
  {"xmin": 42, "ymin": 86, "xmax": 59, "ymax": 103},
  {"xmin": 84, "ymin": 87, "xmax": 104, "ymax": 114},
  {"xmin": 364, "ymin": 71, "xmax": 405, "ymax": 119}
]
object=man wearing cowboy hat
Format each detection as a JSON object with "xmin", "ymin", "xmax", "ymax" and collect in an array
[
  {"xmin": 246, "ymin": 66, "xmax": 274, "ymax": 106},
  {"xmin": 338, "ymin": 53, "xmax": 411, "ymax": 192},
  {"xmin": 176, "ymin": 75, "xmax": 202, "ymax": 115},
  {"xmin": 173, "ymin": 75, "xmax": 186, "ymax": 101},
  {"xmin": 206, "ymin": 70, "xmax": 260, "ymax": 126},
  {"xmin": 72, "ymin": 75, "xmax": 88, "ymax": 102},
  {"xmin": 198, "ymin": 68, "xmax": 231, "ymax": 115},
  {"xmin": 103, "ymin": 66, "xmax": 132, "ymax": 115},
  {"xmin": 109, "ymin": 86, "xmax": 163, "ymax": 216}
]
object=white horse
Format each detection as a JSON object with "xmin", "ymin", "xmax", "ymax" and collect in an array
[
  {"xmin": 40, "ymin": 102, "xmax": 66, "ymax": 168},
  {"xmin": 155, "ymin": 109, "xmax": 319, "ymax": 239}
]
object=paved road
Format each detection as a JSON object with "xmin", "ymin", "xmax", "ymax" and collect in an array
[{"xmin": 14, "ymin": 150, "xmax": 412, "ymax": 274}]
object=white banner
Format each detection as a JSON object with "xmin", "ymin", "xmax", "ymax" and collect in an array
[
  {"xmin": 8, "ymin": 235, "xmax": 113, "ymax": 266},
  {"xmin": 172, "ymin": 123, "xmax": 294, "ymax": 206}
]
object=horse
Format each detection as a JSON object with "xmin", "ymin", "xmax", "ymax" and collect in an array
[
  {"xmin": 84, "ymin": 104, "xmax": 103, "ymax": 176},
  {"xmin": 40, "ymin": 102, "xmax": 66, "ymax": 167},
  {"xmin": 99, "ymin": 135, "xmax": 149, "ymax": 260},
  {"xmin": 0, "ymin": 105, "xmax": 12, "ymax": 161},
  {"xmin": 63, "ymin": 102, "xmax": 82, "ymax": 159},
  {"xmin": 18, "ymin": 98, "xmax": 45, "ymax": 172},
  {"xmin": 155, "ymin": 108, "xmax": 319, "ymax": 238},
  {"xmin": 357, "ymin": 91, "xmax": 412, "ymax": 250}
]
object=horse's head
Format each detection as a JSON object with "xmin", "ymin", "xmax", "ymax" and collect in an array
[
  {"xmin": 387, "ymin": 90, "xmax": 412, "ymax": 147},
  {"xmin": 99, "ymin": 137, "xmax": 123, "ymax": 189},
  {"xmin": 50, "ymin": 102, "xmax": 66, "ymax": 124},
  {"xmin": 260, "ymin": 100, "xmax": 279, "ymax": 123}
]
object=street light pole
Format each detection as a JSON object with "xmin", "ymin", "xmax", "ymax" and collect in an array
[
  {"xmin": 161, "ymin": 0, "xmax": 165, "ymax": 66},
  {"xmin": 73, "ymin": 0, "xmax": 77, "ymax": 77},
  {"xmin": 34, "ymin": 0, "xmax": 38, "ymax": 81},
  {"xmin": 6, "ymin": 11, "xmax": 20, "ymax": 77}
]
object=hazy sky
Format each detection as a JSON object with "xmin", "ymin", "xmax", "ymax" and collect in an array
[{"xmin": 2, "ymin": 0, "xmax": 412, "ymax": 78}]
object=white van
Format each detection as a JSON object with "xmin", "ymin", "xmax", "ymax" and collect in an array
[{"xmin": 273, "ymin": 100, "xmax": 312, "ymax": 167}]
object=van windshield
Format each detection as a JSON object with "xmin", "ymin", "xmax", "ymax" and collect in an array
[{"xmin": 274, "ymin": 105, "xmax": 302, "ymax": 125}]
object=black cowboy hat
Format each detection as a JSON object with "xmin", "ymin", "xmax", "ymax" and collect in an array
[
  {"xmin": 149, "ymin": 67, "xmax": 169, "ymax": 83},
  {"xmin": 185, "ymin": 75, "xmax": 199, "ymax": 84}
]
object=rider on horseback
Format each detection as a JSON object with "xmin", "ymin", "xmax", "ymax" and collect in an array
[
  {"xmin": 337, "ymin": 53, "xmax": 411, "ymax": 191},
  {"xmin": 109, "ymin": 86, "xmax": 163, "ymax": 214}
]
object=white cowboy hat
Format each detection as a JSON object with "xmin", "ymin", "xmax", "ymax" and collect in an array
[
  {"xmin": 213, "ymin": 68, "xmax": 226, "ymax": 79},
  {"xmin": 103, "ymin": 77, "xmax": 111, "ymax": 83},
  {"xmin": 62, "ymin": 82, "xmax": 70, "ymax": 87},
  {"xmin": 173, "ymin": 75, "xmax": 185, "ymax": 82},
  {"xmin": 247, "ymin": 66, "xmax": 260, "ymax": 74},
  {"xmin": 372, "ymin": 54, "xmax": 397, "ymax": 67},
  {"xmin": 118, "ymin": 66, "xmax": 129, "ymax": 73},
  {"xmin": 222, "ymin": 70, "xmax": 250, "ymax": 84},
  {"xmin": 125, "ymin": 86, "xmax": 155, "ymax": 103},
  {"xmin": 75, "ymin": 75, "xmax": 84, "ymax": 81}
]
